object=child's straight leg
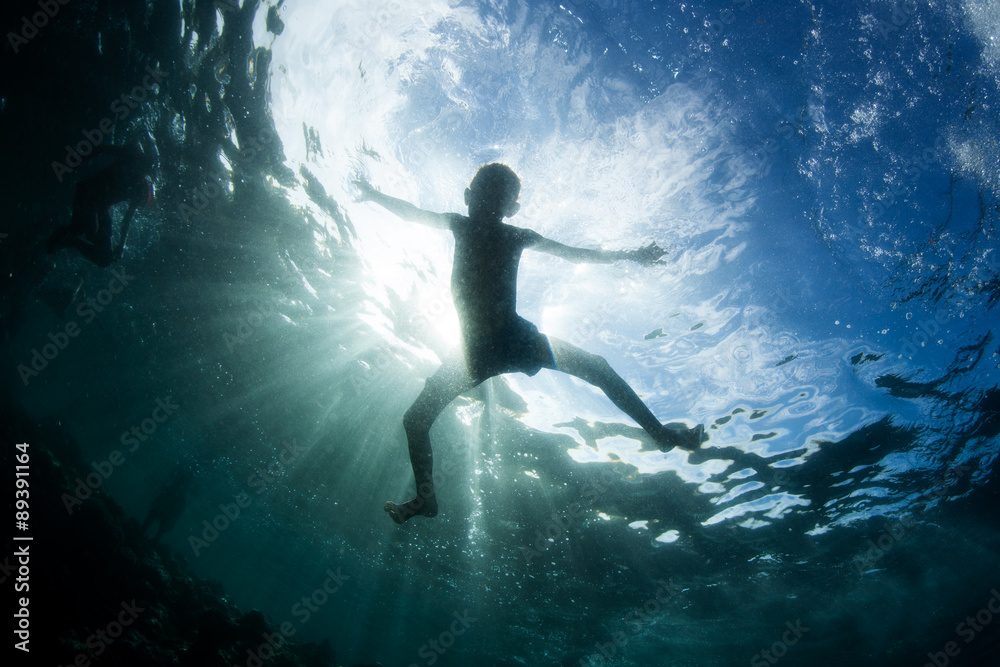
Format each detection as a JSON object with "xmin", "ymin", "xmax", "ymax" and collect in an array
[{"xmin": 545, "ymin": 336, "xmax": 703, "ymax": 451}]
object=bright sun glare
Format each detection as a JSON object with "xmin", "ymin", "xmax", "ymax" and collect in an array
[{"xmin": 262, "ymin": 1, "xmax": 750, "ymax": 434}]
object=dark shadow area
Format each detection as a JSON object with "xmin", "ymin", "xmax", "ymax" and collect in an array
[{"xmin": 0, "ymin": 393, "xmax": 349, "ymax": 667}]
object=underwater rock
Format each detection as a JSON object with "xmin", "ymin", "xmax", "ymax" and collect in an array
[{"xmin": 3, "ymin": 410, "xmax": 340, "ymax": 667}]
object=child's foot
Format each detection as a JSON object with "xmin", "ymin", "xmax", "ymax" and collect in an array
[
  {"xmin": 655, "ymin": 423, "xmax": 706, "ymax": 452},
  {"xmin": 384, "ymin": 494, "xmax": 438, "ymax": 524}
]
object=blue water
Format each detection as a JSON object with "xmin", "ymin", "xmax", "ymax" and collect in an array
[{"xmin": 4, "ymin": 0, "xmax": 1000, "ymax": 665}]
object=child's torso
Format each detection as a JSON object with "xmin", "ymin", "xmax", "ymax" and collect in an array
[{"xmin": 450, "ymin": 217, "xmax": 534, "ymax": 339}]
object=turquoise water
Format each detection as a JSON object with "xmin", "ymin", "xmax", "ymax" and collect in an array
[{"xmin": 3, "ymin": 0, "xmax": 999, "ymax": 665}]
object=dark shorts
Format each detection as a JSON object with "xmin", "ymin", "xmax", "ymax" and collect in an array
[{"xmin": 464, "ymin": 316, "xmax": 555, "ymax": 382}]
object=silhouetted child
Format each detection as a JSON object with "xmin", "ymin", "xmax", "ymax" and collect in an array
[
  {"xmin": 46, "ymin": 143, "xmax": 155, "ymax": 267},
  {"xmin": 355, "ymin": 163, "xmax": 704, "ymax": 523}
]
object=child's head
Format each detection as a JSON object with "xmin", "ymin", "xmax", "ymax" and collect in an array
[{"xmin": 465, "ymin": 163, "xmax": 521, "ymax": 219}]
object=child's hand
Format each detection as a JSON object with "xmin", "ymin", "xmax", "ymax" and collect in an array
[{"xmin": 630, "ymin": 242, "xmax": 668, "ymax": 265}]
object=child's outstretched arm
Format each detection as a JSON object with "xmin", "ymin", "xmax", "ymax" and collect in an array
[
  {"xmin": 531, "ymin": 236, "xmax": 667, "ymax": 266},
  {"xmin": 354, "ymin": 178, "xmax": 451, "ymax": 229}
]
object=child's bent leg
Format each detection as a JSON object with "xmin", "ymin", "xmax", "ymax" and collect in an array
[
  {"xmin": 546, "ymin": 336, "xmax": 703, "ymax": 451},
  {"xmin": 385, "ymin": 357, "xmax": 480, "ymax": 523}
]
